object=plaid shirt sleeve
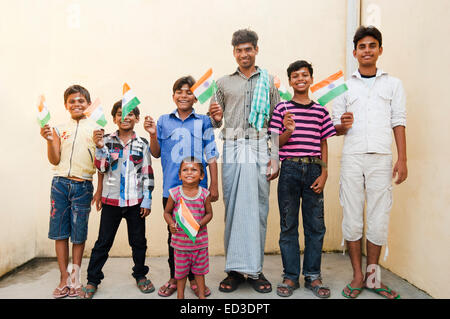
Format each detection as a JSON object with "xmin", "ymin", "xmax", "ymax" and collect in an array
[
  {"xmin": 94, "ymin": 145, "xmax": 111, "ymax": 173},
  {"xmin": 140, "ymin": 142, "xmax": 154, "ymax": 209}
]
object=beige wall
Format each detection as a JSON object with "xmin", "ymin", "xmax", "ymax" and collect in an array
[{"xmin": 1, "ymin": 0, "xmax": 449, "ymax": 298}]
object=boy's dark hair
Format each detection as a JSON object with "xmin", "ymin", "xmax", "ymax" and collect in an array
[
  {"xmin": 172, "ymin": 76, "xmax": 196, "ymax": 94},
  {"xmin": 231, "ymin": 29, "xmax": 258, "ymax": 48},
  {"xmin": 111, "ymin": 100, "xmax": 140, "ymax": 118},
  {"xmin": 64, "ymin": 84, "xmax": 91, "ymax": 104},
  {"xmin": 353, "ymin": 25, "xmax": 382, "ymax": 49},
  {"xmin": 179, "ymin": 156, "xmax": 204, "ymax": 176},
  {"xmin": 287, "ymin": 60, "xmax": 314, "ymax": 79}
]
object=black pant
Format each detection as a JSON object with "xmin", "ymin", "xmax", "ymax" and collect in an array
[
  {"xmin": 87, "ymin": 204, "xmax": 149, "ymax": 287},
  {"xmin": 163, "ymin": 197, "xmax": 195, "ymax": 281}
]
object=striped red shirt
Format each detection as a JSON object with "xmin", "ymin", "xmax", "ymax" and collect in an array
[
  {"xmin": 169, "ymin": 185, "xmax": 209, "ymax": 251},
  {"xmin": 269, "ymin": 100, "xmax": 336, "ymax": 161}
]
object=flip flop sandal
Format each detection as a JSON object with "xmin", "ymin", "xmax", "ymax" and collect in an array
[
  {"xmin": 52, "ymin": 285, "xmax": 70, "ymax": 299},
  {"xmin": 366, "ymin": 286, "xmax": 401, "ymax": 299},
  {"xmin": 158, "ymin": 281, "xmax": 177, "ymax": 297},
  {"xmin": 69, "ymin": 271, "xmax": 82, "ymax": 297},
  {"xmin": 137, "ymin": 279, "xmax": 155, "ymax": 294},
  {"xmin": 77, "ymin": 286, "xmax": 97, "ymax": 299},
  {"xmin": 305, "ymin": 281, "xmax": 331, "ymax": 299},
  {"xmin": 219, "ymin": 271, "xmax": 245, "ymax": 293},
  {"xmin": 342, "ymin": 284, "xmax": 363, "ymax": 299},
  {"xmin": 276, "ymin": 282, "xmax": 299, "ymax": 297},
  {"xmin": 247, "ymin": 273, "xmax": 272, "ymax": 293},
  {"xmin": 190, "ymin": 284, "xmax": 211, "ymax": 297}
]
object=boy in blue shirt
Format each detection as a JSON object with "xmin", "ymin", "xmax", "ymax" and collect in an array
[{"xmin": 144, "ymin": 75, "xmax": 219, "ymax": 297}]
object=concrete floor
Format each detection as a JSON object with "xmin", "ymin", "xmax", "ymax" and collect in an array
[{"xmin": 0, "ymin": 253, "xmax": 431, "ymax": 299}]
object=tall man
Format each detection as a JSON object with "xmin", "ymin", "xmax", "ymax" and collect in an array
[
  {"xmin": 332, "ymin": 26, "xmax": 407, "ymax": 299},
  {"xmin": 209, "ymin": 29, "xmax": 280, "ymax": 293}
]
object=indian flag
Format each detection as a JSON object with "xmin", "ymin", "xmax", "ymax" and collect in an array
[
  {"xmin": 37, "ymin": 95, "xmax": 50, "ymax": 128},
  {"xmin": 122, "ymin": 83, "xmax": 140, "ymax": 121},
  {"xmin": 83, "ymin": 98, "xmax": 107, "ymax": 127},
  {"xmin": 175, "ymin": 197, "xmax": 200, "ymax": 243},
  {"xmin": 310, "ymin": 70, "xmax": 348, "ymax": 106},
  {"xmin": 190, "ymin": 68, "xmax": 217, "ymax": 104},
  {"xmin": 274, "ymin": 76, "xmax": 292, "ymax": 101}
]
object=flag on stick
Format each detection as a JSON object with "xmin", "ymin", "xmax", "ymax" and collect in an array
[
  {"xmin": 37, "ymin": 95, "xmax": 51, "ymax": 128},
  {"xmin": 190, "ymin": 68, "xmax": 218, "ymax": 104},
  {"xmin": 310, "ymin": 70, "xmax": 348, "ymax": 106},
  {"xmin": 175, "ymin": 197, "xmax": 200, "ymax": 243},
  {"xmin": 83, "ymin": 98, "xmax": 107, "ymax": 127},
  {"xmin": 122, "ymin": 83, "xmax": 140, "ymax": 121},
  {"xmin": 274, "ymin": 76, "xmax": 292, "ymax": 101}
]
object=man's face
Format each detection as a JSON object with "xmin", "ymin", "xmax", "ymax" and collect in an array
[
  {"xmin": 353, "ymin": 35, "xmax": 383, "ymax": 67},
  {"xmin": 289, "ymin": 67, "xmax": 313, "ymax": 94},
  {"xmin": 113, "ymin": 107, "xmax": 138, "ymax": 131},
  {"xmin": 233, "ymin": 42, "xmax": 258, "ymax": 69},
  {"xmin": 173, "ymin": 83, "xmax": 196, "ymax": 112},
  {"xmin": 65, "ymin": 93, "xmax": 90, "ymax": 120}
]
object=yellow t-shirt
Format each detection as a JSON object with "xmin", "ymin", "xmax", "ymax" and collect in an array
[{"xmin": 54, "ymin": 118, "xmax": 97, "ymax": 181}]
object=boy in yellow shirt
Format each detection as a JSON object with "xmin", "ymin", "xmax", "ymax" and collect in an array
[{"xmin": 40, "ymin": 85, "xmax": 99, "ymax": 298}]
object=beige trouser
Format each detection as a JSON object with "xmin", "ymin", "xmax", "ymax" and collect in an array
[{"xmin": 339, "ymin": 153, "xmax": 393, "ymax": 246}]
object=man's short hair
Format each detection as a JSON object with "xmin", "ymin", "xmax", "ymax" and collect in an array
[
  {"xmin": 172, "ymin": 76, "xmax": 196, "ymax": 94},
  {"xmin": 111, "ymin": 100, "xmax": 140, "ymax": 118},
  {"xmin": 353, "ymin": 25, "xmax": 382, "ymax": 49},
  {"xmin": 64, "ymin": 85, "xmax": 91, "ymax": 104},
  {"xmin": 287, "ymin": 60, "xmax": 314, "ymax": 79},
  {"xmin": 231, "ymin": 29, "xmax": 258, "ymax": 48}
]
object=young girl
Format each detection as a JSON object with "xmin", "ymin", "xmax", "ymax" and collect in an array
[{"xmin": 163, "ymin": 157, "xmax": 213, "ymax": 299}]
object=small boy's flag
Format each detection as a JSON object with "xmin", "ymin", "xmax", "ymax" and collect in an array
[
  {"xmin": 274, "ymin": 76, "xmax": 292, "ymax": 101},
  {"xmin": 37, "ymin": 95, "xmax": 51, "ymax": 128},
  {"xmin": 83, "ymin": 98, "xmax": 107, "ymax": 127},
  {"xmin": 190, "ymin": 68, "xmax": 218, "ymax": 104},
  {"xmin": 310, "ymin": 70, "xmax": 348, "ymax": 106},
  {"xmin": 175, "ymin": 198, "xmax": 200, "ymax": 243},
  {"xmin": 122, "ymin": 83, "xmax": 140, "ymax": 121}
]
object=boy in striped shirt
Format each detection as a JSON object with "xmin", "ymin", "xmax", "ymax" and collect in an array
[{"xmin": 269, "ymin": 60, "xmax": 336, "ymax": 298}]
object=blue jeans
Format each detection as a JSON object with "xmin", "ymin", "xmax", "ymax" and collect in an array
[
  {"xmin": 277, "ymin": 159, "xmax": 326, "ymax": 283},
  {"xmin": 48, "ymin": 176, "xmax": 93, "ymax": 244}
]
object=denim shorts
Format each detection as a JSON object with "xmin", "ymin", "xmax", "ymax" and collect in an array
[{"xmin": 48, "ymin": 176, "xmax": 93, "ymax": 244}]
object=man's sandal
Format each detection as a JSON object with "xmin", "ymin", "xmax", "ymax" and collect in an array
[
  {"xmin": 342, "ymin": 284, "xmax": 363, "ymax": 299},
  {"xmin": 366, "ymin": 286, "xmax": 401, "ymax": 299},
  {"xmin": 276, "ymin": 282, "xmax": 299, "ymax": 297},
  {"xmin": 219, "ymin": 271, "xmax": 245, "ymax": 293},
  {"xmin": 247, "ymin": 273, "xmax": 272, "ymax": 293},
  {"xmin": 158, "ymin": 281, "xmax": 177, "ymax": 297},
  {"xmin": 305, "ymin": 280, "xmax": 331, "ymax": 299},
  {"xmin": 137, "ymin": 278, "xmax": 155, "ymax": 294}
]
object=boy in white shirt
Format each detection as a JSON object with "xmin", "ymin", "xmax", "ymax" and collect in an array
[{"xmin": 332, "ymin": 25, "xmax": 407, "ymax": 299}]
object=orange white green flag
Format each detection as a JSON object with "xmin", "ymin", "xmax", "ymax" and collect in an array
[
  {"xmin": 37, "ymin": 95, "xmax": 51, "ymax": 128},
  {"xmin": 274, "ymin": 76, "xmax": 292, "ymax": 101},
  {"xmin": 190, "ymin": 68, "xmax": 217, "ymax": 104},
  {"xmin": 83, "ymin": 98, "xmax": 107, "ymax": 127},
  {"xmin": 175, "ymin": 197, "xmax": 200, "ymax": 243},
  {"xmin": 122, "ymin": 83, "xmax": 140, "ymax": 121},
  {"xmin": 310, "ymin": 70, "xmax": 348, "ymax": 106}
]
